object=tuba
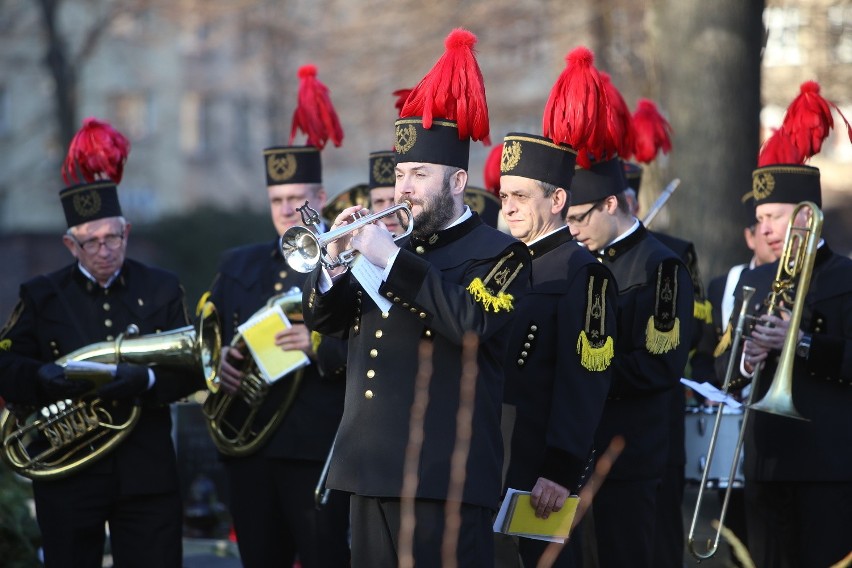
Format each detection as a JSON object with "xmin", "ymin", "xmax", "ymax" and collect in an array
[
  {"xmin": 202, "ymin": 288, "xmax": 305, "ymax": 457},
  {"xmin": 1, "ymin": 303, "xmax": 221, "ymax": 480}
]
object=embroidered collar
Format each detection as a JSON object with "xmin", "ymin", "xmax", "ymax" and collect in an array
[
  {"xmin": 528, "ymin": 226, "xmax": 573, "ymax": 258},
  {"xmin": 408, "ymin": 211, "xmax": 482, "ymax": 253},
  {"xmin": 600, "ymin": 223, "xmax": 648, "ymax": 261}
]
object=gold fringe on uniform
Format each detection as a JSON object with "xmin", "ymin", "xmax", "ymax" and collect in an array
[
  {"xmin": 713, "ymin": 323, "xmax": 733, "ymax": 358},
  {"xmin": 311, "ymin": 330, "xmax": 323, "ymax": 354},
  {"xmin": 694, "ymin": 298, "xmax": 713, "ymax": 324},
  {"xmin": 645, "ymin": 316, "xmax": 681, "ymax": 354},
  {"xmin": 0, "ymin": 339, "xmax": 10, "ymax": 351},
  {"xmin": 576, "ymin": 331, "xmax": 614, "ymax": 371},
  {"xmin": 466, "ymin": 278, "xmax": 514, "ymax": 312}
]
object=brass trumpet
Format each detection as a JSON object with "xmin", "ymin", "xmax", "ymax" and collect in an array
[{"xmin": 280, "ymin": 200, "xmax": 413, "ymax": 273}]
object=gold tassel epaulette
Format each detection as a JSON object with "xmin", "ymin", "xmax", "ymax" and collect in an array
[
  {"xmin": 646, "ymin": 258, "xmax": 682, "ymax": 354},
  {"xmin": 466, "ymin": 250, "xmax": 524, "ymax": 313},
  {"xmin": 694, "ymin": 298, "xmax": 713, "ymax": 324},
  {"xmin": 467, "ymin": 278, "xmax": 515, "ymax": 312},
  {"xmin": 713, "ymin": 323, "xmax": 733, "ymax": 358},
  {"xmin": 0, "ymin": 339, "xmax": 10, "ymax": 351},
  {"xmin": 577, "ymin": 331, "xmax": 614, "ymax": 371},
  {"xmin": 311, "ymin": 330, "xmax": 323, "ymax": 354},
  {"xmin": 646, "ymin": 316, "xmax": 681, "ymax": 354}
]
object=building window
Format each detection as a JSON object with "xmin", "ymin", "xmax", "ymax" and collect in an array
[
  {"xmin": 828, "ymin": 5, "xmax": 852, "ymax": 64},
  {"xmin": 232, "ymin": 97, "xmax": 252, "ymax": 163},
  {"xmin": 181, "ymin": 92, "xmax": 213, "ymax": 157},
  {"xmin": 108, "ymin": 92, "xmax": 154, "ymax": 141},
  {"xmin": 763, "ymin": 7, "xmax": 804, "ymax": 67}
]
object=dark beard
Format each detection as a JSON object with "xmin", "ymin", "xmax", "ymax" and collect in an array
[{"xmin": 409, "ymin": 187, "xmax": 456, "ymax": 239}]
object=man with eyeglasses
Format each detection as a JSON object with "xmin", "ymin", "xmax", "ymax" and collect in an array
[
  {"xmin": 0, "ymin": 120, "xmax": 204, "ymax": 568},
  {"xmin": 498, "ymin": 133, "xmax": 617, "ymax": 568},
  {"xmin": 565, "ymin": 158, "xmax": 694, "ymax": 568}
]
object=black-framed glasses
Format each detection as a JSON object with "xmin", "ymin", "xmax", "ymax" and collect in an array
[
  {"xmin": 566, "ymin": 201, "xmax": 602, "ymax": 226},
  {"xmin": 73, "ymin": 234, "xmax": 124, "ymax": 254}
]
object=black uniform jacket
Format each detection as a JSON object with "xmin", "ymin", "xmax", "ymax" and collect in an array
[
  {"xmin": 303, "ymin": 213, "xmax": 532, "ymax": 510},
  {"xmin": 505, "ymin": 228, "xmax": 617, "ymax": 493},
  {"xmin": 209, "ymin": 239, "xmax": 345, "ymax": 461},
  {"xmin": 0, "ymin": 259, "xmax": 202, "ymax": 494},
  {"xmin": 595, "ymin": 224, "xmax": 694, "ymax": 479},
  {"xmin": 732, "ymin": 243, "xmax": 852, "ymax": 481}
]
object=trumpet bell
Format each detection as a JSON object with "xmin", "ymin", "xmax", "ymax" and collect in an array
[{"xmin": 281, "ymin": 227, "xmax": 322, "ymax": 274}]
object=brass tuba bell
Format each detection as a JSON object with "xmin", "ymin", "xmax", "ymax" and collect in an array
[{"xmin": 0, "ymin": 302, "xmax": 221, "ymax": 480}]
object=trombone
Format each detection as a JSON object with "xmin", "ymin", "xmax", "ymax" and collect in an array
[
  {"xmin": 687, "ymin": 286, "xmax": 758, "ymax": 561},
  {"xmin": 280, "ymin": 200, "xmax": 413, "ymax": 273},
  {"xmin": 688, "ymin": 201, "xmax": 822, "ymax": 560},
  {"xmin": 749, "ymin": 201, "xmax": 822, "ymax": 420}
]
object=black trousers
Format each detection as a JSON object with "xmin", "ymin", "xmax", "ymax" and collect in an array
[
  {"xmin": 651, "ymin": 464, "xmax": 685, "ymax": 568},
  {"xmin": 33, "ymin": 472, "xmax": 182, "ymax": 568},
  {"xmin": 350, "ymin": 495, "xmax": 494, "ymax": 568},
  {"xmin": 592, "ymin": 478, "xmax": 660, "ymax": 568},
  {"xmin": 226, "ymin": 455, "xmax": 350, "ymax": 568},
  {"xmin": 745, "ymin": 479, "xmax": 852, "ymax": 568}
]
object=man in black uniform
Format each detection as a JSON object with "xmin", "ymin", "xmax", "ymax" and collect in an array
[
  {"xmin": 302, "ymin": 28, "xmax": 531, "ymax": 567},
  {"xmin": 566, "ymin": 157, "xmax": 694, "ymax": 568},
  {"xmin": 207, "ymin": 143, "xmax": 350, "ymax": 568},
  {"xmin": 729, "ymin": 94, "xmax": 852, "ymax": 566},
  {"xmin": 0, "ymin": 120, "xmax": 204, "ymax": 568},
  {"xmin": 499, "ymin": 133, "xmax": 617, "ymax": 568},
  {"xmin": 367, "ymin": 150, "xmax": 403, "ymax": 235}
]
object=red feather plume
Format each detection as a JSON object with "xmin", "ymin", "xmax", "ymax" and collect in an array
[
  {"xmin": 757, "ymin": 128, "xmax": 804, "ymax": 167},
  {"xmin": 542, "ymin": 46, "xmax": 608, "ymax": 168},
  {"xmin": 62, "ymin": 117, "xmax": 130, "ymax": 184},
  {"xmin": 289, "ymin": 64, "xmax": 344, "ymax": 149},
  {"xmin": 599, "ymin": 72, "xmax": 633, "ymax": 160},
  {"xmin": 483, "ymin": 143, "xmax": 503, "ymax": 195},
  {"xmin": 780, "ymin": 80, "xmax": 852, "ymax": 159},
  {"xmin": 399, "ymin": 28, "xmax": 490, "ymax": 143},
  {"xmin": 631, "ymin": 98, "xmax": 673, "ymax": 163},
  {"xmin": 393, "ymin": 88, "xmax": 413, "ymax": 118}
]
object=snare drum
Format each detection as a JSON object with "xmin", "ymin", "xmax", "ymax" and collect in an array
[{"xmin": 684, "ymin": 407, "xmax": 745, "ymax": 488}]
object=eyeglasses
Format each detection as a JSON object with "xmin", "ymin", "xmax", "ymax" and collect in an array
[
  {"xmin": 566, "ymin": 202, "xmax": 601, "ymax": 226},
  {"xmin": 73, "ymin": 234, "xmax": 124, "ymax": 254}
]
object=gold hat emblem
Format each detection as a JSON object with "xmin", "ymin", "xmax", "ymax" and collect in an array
[
  {"xmin": 267, "ymin": 153, "xmax": 297, "ymax": 182},
  {"xmin": 372, "ymin": 156, "xmax": 395, "ymax": 185},
  {"xmin": 395, "ymin": 124, "xmax": 417, "ymax": 154},
  {"xmin": 73, "ymin": 189, "xmax": 102, "ymax": 218},
  {"xmin": 752, "ymin": 171, "xmax": 775, "ymax": 200},
  {"xmin": 501, "ymin": 141, "xmax": 522, "ymax": 173}
]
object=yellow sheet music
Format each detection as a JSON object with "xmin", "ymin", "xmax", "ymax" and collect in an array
[
  {"xmin": 237, "ymin": 304, "xmax": 309, "ymax": 383},
  {"xmin": 494, "ymin": 488, "xmax": 579, "ymax": 543}
]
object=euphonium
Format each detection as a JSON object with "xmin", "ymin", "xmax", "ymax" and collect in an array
[
  {"xmin": 0, "ymin": 303, "xmax": 222, "ymax": 480},
  {"xmin": 202, "ymin": 288, "xmax": 305, "ymax": 457},
  {"xmin": 748, "ymin": 200, "xmax": 822, "ymax": 421}
]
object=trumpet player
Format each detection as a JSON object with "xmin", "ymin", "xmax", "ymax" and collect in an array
[
  {"xmin": 302, "ymin": 29, "xmax": 531, "ymax": 567},
  {"xmin": 0, "ymin": 119, "xmax": 204, "ymax": 568},
  {"xmin": 724, "ymin": 82, "xmax": 852, "ymax": 568}
]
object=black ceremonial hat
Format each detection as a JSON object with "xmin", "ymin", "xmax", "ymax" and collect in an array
[
  {"xmin": 369, "ymin": 151, "xmax": 396, "ymax": 189},
  {"xmin": 500, "ymin": 133, "xmax": 577, "ymax": 190},
  {"xmin": 395, "ymin": 29, "xmax": 489, "ymax": 172},
  {"xmin": 623, "ymin": 161, "xmax": 643, "ymax": 195},
  {"xmin": 263, "ymin": 146, "xmax": 322, "ymax": 186},
  {"xmin": 60, "ymin": 181, "xmax": 123, "ymax": 228},
  {"xmin": 570, "ymin": 157, "xmax": 627, "ymax": 206}
]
